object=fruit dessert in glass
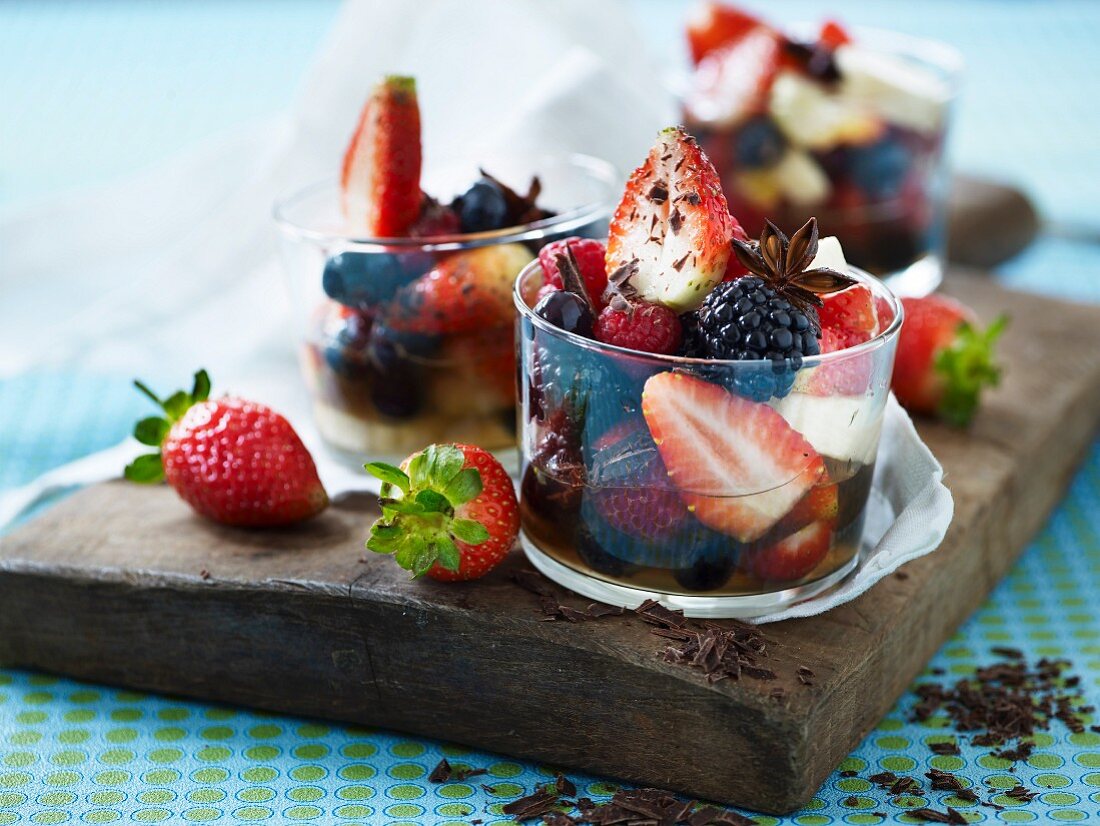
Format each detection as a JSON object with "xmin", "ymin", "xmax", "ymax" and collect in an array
[
  {"xmin": 681, "ymin": 2, "xmax": 960, "ymax": 291},
  {"xmin": 517, "ymin": 127, "xmax": 902, "ymax": 617},
  {"xmin": 274, "ymin": 76, "xmax": 616, "ymax": 465}
]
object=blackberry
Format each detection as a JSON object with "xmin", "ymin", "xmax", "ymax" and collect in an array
[{"xmin": 692, "ymin": 276, "xmax": 820, "ymax": 401}]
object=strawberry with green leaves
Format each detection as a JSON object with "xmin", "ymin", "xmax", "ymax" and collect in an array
[
  {"xmin": 126, "ymin": 370, "xmax": 328, "ymax": 526},
  {"xmin": 365, "ymin": 443, "xmax": 519, "ymax": 581},
  {"xmin": 892, "ymin": 295, "xmax": 1007, "ymax": 426}
]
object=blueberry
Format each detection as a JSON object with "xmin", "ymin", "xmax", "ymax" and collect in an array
[
  {"xmin": 673, "ymin": 525, "xmax": 739, "ymax": 591},
  {"xmin": 734, "ymin": 117, "xmax": 786, "ymax": 169},
  {"xmin": 457, "ymin": 178, "xmax": 510, "ymax": 233},
  {"xmin": 322, "ymin": 311, "xmax": 372, "ymax": 377},
  {"xmin": 370, "ymin": 375, "xmax": 422, "ymax": 419},
  {"xmin": 362, "ymin": 323, "xmax": 431, "ymax": 420},
  {"xmin": 576, "ymin": 522, "xmax": 641, "ymax": 578},
  {"xmin": 534, "ymin": 290, "xmax": 595, "ymax": 338},
  {"xmin": 848, "ymin": 138, "xmax": 912, "ymax": 200},
  {"xmin": 322, "ymin": 252, "xmax": 415, "ymax": 309},
  {"xmin": 368, "ymin": 320, "xmax": 440, "ymax": 362}
]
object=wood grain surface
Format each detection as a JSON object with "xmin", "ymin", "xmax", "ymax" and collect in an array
[{"xmin": 2, "ymin": 272, "xmax": 1097, "ymax": 813}]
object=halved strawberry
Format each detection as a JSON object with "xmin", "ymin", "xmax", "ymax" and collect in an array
[
  {"xmin": 606, "ymin": 127, "xmax": 733, "ymax": 313},
  {"xmin": 686, "ymin": 2, "xmax": 766, "ymax": 64},
  {"xmin": 683, "ymin": 28, "xmax": 782, "ymax": 129},
  {"xmin": 341, "ymin": 76, "xmax": 422, "ymax": 237},
  {"xmin": 819, "ymin": 283, "xmax": 878, "ymax": 348},
  {"xmin": 385, "ymin": 243, "xmax": 533, "ymax": 335},
  {"xmin": 744, "ymin": 520, "xmax": 833, "ymax": 582},
  {"xmin": 641, "ymin": 371, "xmax": 824, "ymax": 542}
]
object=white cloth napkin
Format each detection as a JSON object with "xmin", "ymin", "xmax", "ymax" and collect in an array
[{"xmin": 0, "ymin": 0, "xmax": 952, "ymax": 622}]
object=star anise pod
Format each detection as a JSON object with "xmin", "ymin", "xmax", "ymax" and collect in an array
[{"xmin": 731, "ymin": 217, "xmax": 856, "ymax": 331}]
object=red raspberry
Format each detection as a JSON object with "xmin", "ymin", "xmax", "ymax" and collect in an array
[
  {"xmin": 538, "ymin": 237, "xmax": 608, "ymax": 307},
  {"xmin": 818, "ymin": 284, "xmax": 878, "ymax": 349},
  {"xmin": 594, "ymin": 301, "xmax": 682, "ymax": 354},
  {"xmin": 589, "ymin": 422, "xmax": 686, "ymax": 541}
]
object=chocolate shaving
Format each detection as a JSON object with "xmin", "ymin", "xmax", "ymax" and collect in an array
[
  {"xmin": 502, "ymin": 788, "xmax": 560, "ymax": 820},
  {"xmin": 454, "ymin": 766, "xmax": 488, "ymax": 782},
  {"xmin": 634, "ymin": 599, "xmax": 687, "ymax": 629},
  {"xmin": 926, "ymin": 769, "xmax": 965, "ymax": 794},
  {"xmin": 647, "ymin": 182, "xmax": 669, "ymax": 203},
  {"xmin": 1005, "ymin": 784, "xmax": 1039, "ymax": 802},
  {"xmin": 907, "ymin": 807, "xmax": 952, "ymax": 823},
  {"xmin": 910, "ymin": 653, "xmax": 1089, "ymax": 747},
  {"xmin": 669, "ymin": 207, "xmax": 683, "ymax": 235},
  {"xmin": 929, "ymin": 740, "xmax": 960, "ymax": 755},
  {"xmin": 428, "ymin": 758, "xmax": 451, "ymax": 783},
  {"xmin": 555, "ymin": 774, "xmax": 577, "ymax": 797}
]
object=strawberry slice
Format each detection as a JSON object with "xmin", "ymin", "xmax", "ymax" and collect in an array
[
  {"xmin": 684, "ymin": 28, "xmax": 782, "ymax": 129},
  {"xmin": 770, "ymin": 476, "xmax": 838, "ymax": 539},
  {"xmin": 819, "ymin": 283, "xmax": 878, "ymax": 348},
  {"xmin": 606, "ymin": 127, "xmax": 733, "ymax": 313},
  {"xmin": 641, "ymin": 371, "xmax": 824, "ymax": 542},
  {"xmin": 341, "ymin": 75, "xmax": 422, "ymax": 237},
  {"xmin": 744, "ymin": 520, "xmax": 833, "ymax": 582},
  {"xmin": 686, "ymin": 2, "xmax": 766, "ymax": 64}
]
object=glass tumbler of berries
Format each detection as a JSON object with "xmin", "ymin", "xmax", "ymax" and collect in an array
[
  {"xmin": 273, "ymin": 153, "xmax": 617, "ymax": 468},
  {"xmin": 515, "ymin": 258, "xmax": 903, "ymax": 618},
  {"xmin": 683, "ymin": 21, "xmax": 962, "ymax": 294}
]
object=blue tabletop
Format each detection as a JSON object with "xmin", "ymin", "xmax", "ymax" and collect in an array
[{"xmin": 3, "ymin": 2, "xmax": 1100, "ymax": 824}]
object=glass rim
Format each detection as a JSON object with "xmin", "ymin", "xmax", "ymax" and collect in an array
[
  {"xmin": 514, "ymin": 258, "xmax": 904, "ymax": 369},
  {"xmin": 272, "ymin": 151, "xmax": 619, "ymax": 253}
]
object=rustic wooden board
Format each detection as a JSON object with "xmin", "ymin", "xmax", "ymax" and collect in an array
[{"xmin": 2, "ymin": 274, "xmax": 1099, "ymax": 814}]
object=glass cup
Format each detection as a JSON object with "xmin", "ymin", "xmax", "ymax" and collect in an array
[
  {"xmin": 515, "ymin": 259, "xmax": 903, "ymax": 618},
  {"xmin": 682, "ymin": 27, "xmax": 962, "ymax": 295},
  {"xmin": 274, "ymin": 153, "xmax": 617, "ymax": 467}
]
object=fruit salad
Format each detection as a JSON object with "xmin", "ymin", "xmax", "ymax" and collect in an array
[
  {"xmin": 681, "ymin": 2, "xmax": 959, "ymax": 284},
  {"xmin": 515, "ymin": 126, "xmax": 902, "ymax": 615},
  {"xmin": 274, "ymin": 76, "xmax": 614, "ymax": 463}
]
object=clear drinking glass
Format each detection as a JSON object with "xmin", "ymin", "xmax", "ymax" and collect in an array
[
  {"xmin": 515, "ymin": 259, "xmax": 903, "ymax": 618},
  {"xmin": 683, "ymin": 27, "xmax": 963, "ymax": 295},
  {"xmin": 274, "ymin": 153, "xmax": 617, "ymax": 467}
]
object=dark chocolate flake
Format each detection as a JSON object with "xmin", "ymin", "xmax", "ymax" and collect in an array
[{"xmin": 428, "ymin": 757, "xmax": 451, "ymax": 783}]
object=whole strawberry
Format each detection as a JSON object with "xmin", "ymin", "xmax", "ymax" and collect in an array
[
  {"xmin": 125, "ymin": 370, "xmax": 328, "ymax": 526},
  {"xmin": 892, "ymin": 295, "xmax": 1007, "ymax": 426},
  {"xmin": 365, "ymin": 443, "xmax": 519, "ymax": 581}
]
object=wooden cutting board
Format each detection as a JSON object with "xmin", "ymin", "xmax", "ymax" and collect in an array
[{"xmin": 2, "ymin": 272, "xmax": 1098, "ymax": 814}]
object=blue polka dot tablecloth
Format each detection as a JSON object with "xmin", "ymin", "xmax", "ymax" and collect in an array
[{"xmin": 4, "ymin": 1, "xmax": 1100, "ymax": 824}]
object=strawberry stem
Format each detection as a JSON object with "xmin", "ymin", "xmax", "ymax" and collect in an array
[
  {"xmin": 935, "ymin": 314, "xmax": 1008, "ymax": 426},
  {"xmin": 124, "ymin": 369, "xmax": 212, "ymax": 484},
  {"xmin": 364, "ymin": 444, "xmax": 488, "ymax": 577}
]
